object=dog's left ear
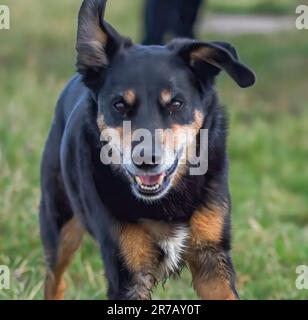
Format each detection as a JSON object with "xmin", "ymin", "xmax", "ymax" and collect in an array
[
  {"xmin": 76, "ymin": 0, "xmax": 132, "ymax": 89},
  {"xmin": 169, "ymin": 40, "xmax": 256, "ymax": 88}
]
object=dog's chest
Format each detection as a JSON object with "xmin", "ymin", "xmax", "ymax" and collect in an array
[
  {"xmin": 141, "ymin": 220, "xmax": 189, "ymax": 275},
  {"xmin": 158, "ymin": 226, "xmax": 189, "ymax": 275}
]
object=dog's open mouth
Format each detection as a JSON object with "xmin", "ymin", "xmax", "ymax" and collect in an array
[
  {"xmin": 129, "ymin": 158, "xmax": 179, "ymax": 198},
  {"xmin": 135, "ymin": 173, "xmax": 165, "ymax": 193}
]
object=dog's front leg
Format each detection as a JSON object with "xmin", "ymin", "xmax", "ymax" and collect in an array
[
  {"xmin": 187, "ymin": 246, "xmax": 238, "ymax": 300},
  {"xmin": 116, "ymin": 223, "xmax": 160, "ymax": 300},
  {"xmin": 187, "ymin": 204, "xmax": 239, "ymax": 300}
]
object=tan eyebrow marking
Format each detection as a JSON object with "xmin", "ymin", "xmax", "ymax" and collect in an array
[
  {"xmin": 159, "ymin": 89, "xmax": 173, "ymax": 106},
  {"xmin": 123, "ymin": 89, "xmax": 136, "ymax": 106}
]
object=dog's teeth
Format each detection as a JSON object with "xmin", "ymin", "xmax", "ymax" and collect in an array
[
  {"xmin": 135, "ymin": 176, "xmax": 162, "ymax": 192},
  {"xmin": 135, "ymin": 176, "xmax": 142, "ymax": 185},
  {"xmin": 139, "ymin": 183, "xmax": 160, "ymax": 191}
]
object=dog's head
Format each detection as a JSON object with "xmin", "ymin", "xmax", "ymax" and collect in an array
[{"xmin": 76, "ymin": 0, "xmax": 256, "ymax": 202}]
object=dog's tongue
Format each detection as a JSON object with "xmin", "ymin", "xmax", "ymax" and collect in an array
[{"xmin": 139, "ymin": 173, "xmax": 164, "ymax": 186}]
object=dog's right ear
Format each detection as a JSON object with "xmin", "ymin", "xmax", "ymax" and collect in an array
[{"xmin": 76, "ymin": 0, "xmax": 132, "ymax": 89}]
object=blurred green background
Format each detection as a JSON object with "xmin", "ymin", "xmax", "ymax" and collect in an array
[{"xmin": 0, "ymin": 0, "xmax": 308, "ymax": 299}]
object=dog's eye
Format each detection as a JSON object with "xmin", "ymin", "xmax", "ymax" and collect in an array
[
  {"xmin": 113, "ymin": 101, "xmax": 127, "ymax": 113},
  {"xmin": 168, "ymin": 99, "xmax": 184, "ymax": 112}
]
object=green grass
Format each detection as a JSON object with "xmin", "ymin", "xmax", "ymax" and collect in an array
[{"xmin": 0, "ymin": 0, "xmax": 307, "ymax": 300}]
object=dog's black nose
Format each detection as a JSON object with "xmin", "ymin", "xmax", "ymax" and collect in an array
[
  {"xmin": 133, "ymin": 157, "xmax": 161, "ymax": 170},
  {"xmin": 131, "ymin": 145, "xmax": 162, "ymax": 170}
]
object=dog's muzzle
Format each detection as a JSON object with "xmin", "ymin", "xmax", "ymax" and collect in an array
[{"xmin": 124, "ymin": 149, "xmax": 182, "ymax": 201}]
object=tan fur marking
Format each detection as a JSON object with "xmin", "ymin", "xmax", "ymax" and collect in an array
[
  {"xmin": 97, "ymin": 114, "xmax": 123, "ymax": 138},
  {"xmin": 97, "ymin": 113, "xmax": 124, "ymax": 142},
  {"xmin": 190, "ymin": 205, "xmax": 225, "ymax": 245},
  {"xmin": 77, "ymin": 15, "xmax": 109, "ymax": 67},
  {"xmin": 118, "ymin": 224, "xmax": 157, "ymax": 272},
  {"xmin": 190, "ymin": 47, "xmax": 220, "ymax": 69},
  {"xmin": 188, "ymin": 250, "xmax": 238, "ymax": 300},
  {"xmin": 97, "ymin": 113, "xmax": 106, "ymax": 132},
  {"xmin": 123, "ymin": 89, "xmax": 136, "ymax": 106},
  {"xmin": 44, "ymin": 218, "xmax": 84, "ymax": 300},
  {"xmin": 193, "ymin": 109, "xmax": 205, "ymax": 129},
  {"xmin": 191, "ymin": 47, "xmax": 214, "ymax": 61},
  {"xmin": 97, "ymin": 114, "xmax": 130, "ymax": 167},
  {"xmin": 171, "ymin": 110, "xmax": 204, "ymax": 135},
  {"xmin": 160, "ymin": 89, "xmax": 173, "ymax": 105},
  {"xmin": 169, "ymin": 110, "xmax": 204, "ymax": 186},
  {"xmin": 170, "ymin": 109, "xmax": 204, "ymax": 156},
  {"xmin": 193, "ymin": 277, "xmax": 237, "ymax": 300},
  {"xmin": 91, "ymin": 15, "xmax": 108, "ymax": 45},
  {"xmin": 53, "ymin": 278, "xmax": 66, "ymax": 300}
]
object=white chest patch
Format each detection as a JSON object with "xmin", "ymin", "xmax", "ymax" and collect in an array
[{"xmin": 158, "ymin": 225, "xmax": 189, "ymax": 275}]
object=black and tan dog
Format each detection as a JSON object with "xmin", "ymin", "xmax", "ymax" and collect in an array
[{"xmin": 40, "ymin": 0, "xmax": 255, "ymax": 300}]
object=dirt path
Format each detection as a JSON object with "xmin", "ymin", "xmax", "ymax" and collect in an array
[{"xmin": 201, "ymin": 14, "xmax": 294, "ymax": 34}]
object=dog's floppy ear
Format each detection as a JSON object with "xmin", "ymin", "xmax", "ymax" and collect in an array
[
  {"xmin": 76, "ymin": 0, "xmax": 132, "ymax": 89},
  {"xmin": 169, "ymin": 39, "xmax": 256, "ymax": 88}
]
